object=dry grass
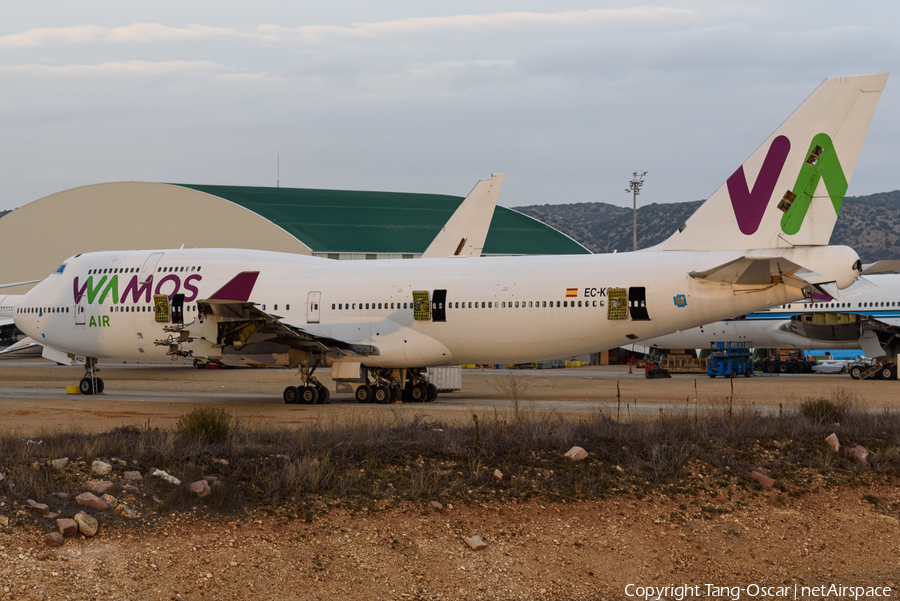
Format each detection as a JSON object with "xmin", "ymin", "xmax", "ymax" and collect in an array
[{"xmin": 1, "ymin": 390, "xmax": 899, "ymax": 519}]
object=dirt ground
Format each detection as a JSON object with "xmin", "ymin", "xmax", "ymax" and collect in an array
[
  {"xmin": 2, "ymin": 483, "xmax": 899, "ymax": 600},
  {"xmin": 1, "ymin": 359, "xmax": 899, "ymax": 600}
]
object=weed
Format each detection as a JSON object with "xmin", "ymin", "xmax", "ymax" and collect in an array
[{"xmin": 176, "ymin": 407, "xmax": 237, "ymax": 443}]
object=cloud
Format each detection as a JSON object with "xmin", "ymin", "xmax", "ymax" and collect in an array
[
  {"xmin": 4, "ymin": 60, "xmax": 226, "ymax": 76},
  {"xmin": 256, "ymin": 7, "xmax": 694, "ymax": 43},
  {"xmin": 0, "ymin": 25, "xmax": 106, "ymax": 48},
  {"xmin": 107, "ymin": 23, "xmax": 236, "ymax": 43},
  {"xmin": 0, "ymin": 23, "xmax": 235, "ymax": 49},
  {"xmin": 0, "ymin": 8, "xmax": 695, "ymax": 51}
]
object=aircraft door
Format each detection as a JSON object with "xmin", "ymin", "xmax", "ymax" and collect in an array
[
  {"xmin": 307, "ymin": 291, "xmax": 321, "ymax": 324},
  {"xmin": 607, "ymin": 288, "xmax": 627, "ymax": 320},
  {"xmin": 628, "ymin": 287, "xmax": 650, "ymax": 321},
  {"xmin": 171, "ymin": 294, "xmax": 184, "ymax": 324},
  {"xmin": 139, "ymin": 252, "xmax": 165, "ymax": 284},
  {"xmin": 432, "ymin": 290, "xmax": 447, "ymax": 322},
  {"xmin": 75, "ymin": 299, "xmax": 85, "ymax": 325}
]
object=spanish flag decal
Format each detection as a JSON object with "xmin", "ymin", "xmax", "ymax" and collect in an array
[{"xmin": 565, "ymin": 288, "xmax": 578, "ymax": 297}]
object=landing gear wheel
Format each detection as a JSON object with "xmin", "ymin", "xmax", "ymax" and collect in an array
[
  {"xmin": 880, "ymin": 365, "xmax": 896, "ymax": 380},
  {"xmin": 426, "ymin": 383, "xmax": 438, "ymax": 402},
  {"xmin": 765, "ymin": 362, "xmax": 777, "ymax": 374},
  {"xmin": 355, "ymin": 384, "xmax": 373, "ymax": 404},
  {"xmin": 389, "ymin": 385, "xmax": 401, "ymax": 402},
  {"xmin": 372, "ymin": 385, "xmax": 390, "ymax": 404},
  {"xmin": 777, "ymin": 362, "xmax": 788, "ymax": 374},
  {"xmin": 315, "ymin": 384, "xmax": 330, "ymax": 404},
  {"xmin": 849, "ymin": 366, "xmax": 862, "ymax": 380},
  {"xmin": 97, "ymin": 378, "xmax": 104, "ymax": 394},
  {"xmin": 409, "ymin": 383, "xmax": 428, "ymax": 403},
  {"xmin": 753, "ymin": 362, "xmax": 764, "ymax": 373},
  {"xmin": 300, "ymin": 386, "xmax": 319, "ymax": 404},
  {"xmin": 283, "ymin": 386, "xmax": 299, "ymax": 404},
  {"xmin": 790, "ymin": 361, "xmax": 803, "ymax": 374},
  {"xmin": 79, "ymin": 377, "xmax": 98, "ymax": 395}
]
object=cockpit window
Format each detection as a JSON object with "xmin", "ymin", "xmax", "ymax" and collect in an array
[{"xmin": 53, "ymin": 263, "xmax": 66, "ymax": 275}]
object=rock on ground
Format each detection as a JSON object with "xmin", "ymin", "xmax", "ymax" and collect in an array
[
  {"xmin": 826, "ymin": 433, "xmax": 840, "ymax": 452},
  {"xmin": 57, "ymin": 518, "xmax": 78, "ymax": 538},
  {"xmin": 189, "ymin": 480, "xmax": 211, "ymax": 497},
  {"xmin": 86, "ymin": 480, "xmax": 115, "ymax": 494},
  {"xmin": 115, "ymin": 504, "xmax": 139, "ymax": 519},
  {"xmin": 44, "ymin": 532, "xmax": 64, "ymax": 547},
  {"xmin": 75, "ymin": 492, "xmax": 109, "ymax": 511},
  {"xmin": 26, "ymin": 499, "xmax": 49, "ymax": 515},
  {"xmin": 50, "ymin": 458, "xmax": 69, "ymax": 470},
  {"xmin": 565, "ymin": 446, "xmax": 588, "ymax": 461},
  {"xmin": 73, "ymin": 512, "xmax": 98, "ymax": 537},
  {"xmin": 92, "ymin": 460, "xmax": 112, "ymax": 475},
  {"xmin": 464, "ymin": 535, "xmax": 488, "ymax": 550}
]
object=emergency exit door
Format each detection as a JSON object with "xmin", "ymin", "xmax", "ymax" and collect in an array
[{"xmin": 307, "ymin": 291, "xmax": 321, "ymax": 324}]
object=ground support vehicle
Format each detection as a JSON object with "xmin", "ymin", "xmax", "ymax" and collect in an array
[{"xmin": 707, "ymin": 341, "xmax": 752, "ymax": 378}]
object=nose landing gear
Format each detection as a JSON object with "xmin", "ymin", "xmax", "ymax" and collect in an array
[{"xmin": 77, "ymin": 358, "xmax": 104, "ymax": 395}]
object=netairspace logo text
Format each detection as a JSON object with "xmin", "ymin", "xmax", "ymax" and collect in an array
[{"xmin": 625, "ymin": 583, "xmax": 891, "ymax": 600}]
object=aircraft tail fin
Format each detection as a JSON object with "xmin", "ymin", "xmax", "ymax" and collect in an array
[
  {"xmin": 421, "ymin": 174, "xmax": 503, "ymax": 258},
  {"xmin": 657, "ymin": 74, "xmax": 888, "ymax": 252}
]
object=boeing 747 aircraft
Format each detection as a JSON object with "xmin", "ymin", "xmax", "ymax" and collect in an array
[{"xmin": 6, "ymin": 74, "xmax": 890, "ymax": 403}]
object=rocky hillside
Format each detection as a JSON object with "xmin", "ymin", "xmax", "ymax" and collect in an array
[{"xmin": 517, "ymin": 190, "xmax": 900, "ymax": 262}]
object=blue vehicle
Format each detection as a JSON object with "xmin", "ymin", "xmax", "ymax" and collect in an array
[{"xmin": 707, "ymin": 341, "xmax": 752, "ymax": 378}]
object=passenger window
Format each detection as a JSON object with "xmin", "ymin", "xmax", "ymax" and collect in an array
[
  {"xmin": 287, "ymin": 304, "xmax": 290, "ymax": 310},
  {"xmin": 274, "ymin": 305, "xmax": 278, "ymax": 311}
]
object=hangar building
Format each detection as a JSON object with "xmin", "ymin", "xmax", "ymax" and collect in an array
[{"xmin": 0, "ymin": 182, "xmax": 588, "ymax": 293}]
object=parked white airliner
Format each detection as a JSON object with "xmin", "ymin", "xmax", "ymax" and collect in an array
[{"xmin": 7, "ymin": 74, "xmax": 890, "ymax": 403}]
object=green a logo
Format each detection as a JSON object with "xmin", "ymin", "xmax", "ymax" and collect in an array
[{"xmin": 780, "ymin": 133, "xmax": 848, "ymax": 235}]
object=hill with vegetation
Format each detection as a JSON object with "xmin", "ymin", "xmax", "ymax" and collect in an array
[{"xmin": 516, "ymin": 190, "xmax": 900, "ymax": 262}]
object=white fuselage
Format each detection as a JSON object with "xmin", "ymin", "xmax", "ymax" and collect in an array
[
  {"xmin": 643, "ymin": 274, "xmax": 900, "ymax": 351},
  {"xmin": 13, "ymin": 247, "xmax": 859, "ymax": 368}
]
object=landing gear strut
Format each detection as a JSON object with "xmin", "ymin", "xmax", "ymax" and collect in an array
[
  {"xmin": 283, "ymin": 354, "xmax": 330, "ymax": 405},
  {"xmin": 78, "ymin": 358, "xmax": 104, "ymax": 395}
]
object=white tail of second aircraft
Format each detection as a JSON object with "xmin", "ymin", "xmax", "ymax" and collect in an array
[
  {"xmin": 656, "ymin": 73, "xmax": 888, "ymax": 252},
  {"xmin": 422, "ymin": 173, "xmax": 504, "ymax": 258}
]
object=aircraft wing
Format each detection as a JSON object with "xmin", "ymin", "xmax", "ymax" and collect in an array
[
  {"xmin": 197, "ymin": 298, "xmax": 379, "ymax": 357},
  {"xmin": 0, "ymin": 336, "xmax": 41, "ymax": 356}
]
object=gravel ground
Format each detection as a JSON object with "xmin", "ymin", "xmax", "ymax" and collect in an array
[{"xmin": 2, "ymin": 482, "xmax": 899, "ymax": 600}]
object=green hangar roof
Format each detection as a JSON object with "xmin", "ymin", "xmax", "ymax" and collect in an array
[{"xmin": 175, "ymin": 183, "xmax": 589, "ymax": 256}]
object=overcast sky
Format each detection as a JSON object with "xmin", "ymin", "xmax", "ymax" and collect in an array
[{"xmin": 0, "ymin": 1, "xmax": 897, "ymax": 211}]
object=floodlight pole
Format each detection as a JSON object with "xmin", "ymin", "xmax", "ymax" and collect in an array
[{"xmin": 625, "ymin": 171, "xmax": 647, "ymax": 251}]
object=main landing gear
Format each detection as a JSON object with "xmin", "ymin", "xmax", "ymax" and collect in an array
[
  {"xmin": 354, "ymin": 368, "xmax": 438, "ymax": 404},
  {"xmin": 283, "ymin": 354, "xmax": 331, "ymax": 405},
  {"xmin": 78, "ymin": 358, "xmax": 104, "ymax": 395}
]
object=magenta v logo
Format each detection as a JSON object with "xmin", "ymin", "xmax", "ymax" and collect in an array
[{"xmin": 727, "ymin": 135, "xmax": 791, "ymax": 235}]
